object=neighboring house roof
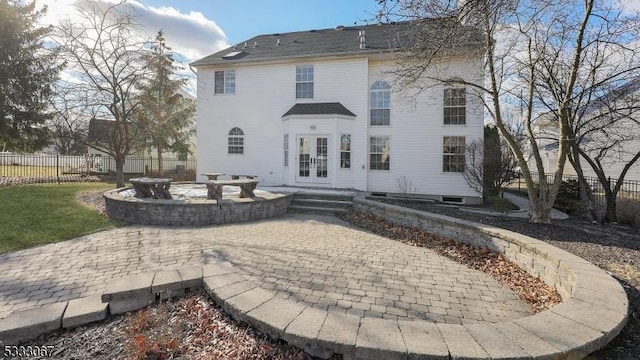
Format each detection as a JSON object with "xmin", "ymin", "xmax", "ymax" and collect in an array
[
  {"xmin": 283, "ymin": 102, "xmax": 356, "ymax": 117},
  {"xmin": 191, "ymin": 19, "xmax": 483, "ymax": 67}
]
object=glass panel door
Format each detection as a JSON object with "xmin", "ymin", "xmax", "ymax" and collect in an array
[
  {"xmin": 296, "ymin": 135, "xmax": 330, "ymax": 184},
  {"xmin": 298, "ymin": 137, "xmax": 310, "ymax": 178},
  {"xmin": 316, "ymin": 137, "xmax": 328, "ymax": 178}
]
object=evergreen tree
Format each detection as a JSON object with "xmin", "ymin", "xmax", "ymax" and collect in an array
[
  {"xmin": 0, "ymin": 0, "xmax": 59, "ymax": 152},
  {"xmin": 136, "ymin": 31, "xmax": 195, "ymax": 175}
]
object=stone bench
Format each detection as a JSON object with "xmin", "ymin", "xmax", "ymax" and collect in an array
[
  {"xmin": 201, "ymin": 172, "xmax": 226, "ymax": 181},
  {"xmin": 230, "ymin": 174, "xmax": 258, "ymax": 180},
  {"xmin": 129, "ymin": 177, "xmax": 172, "ymax": 199},
  {"xmin": 206, "ymin": 179, "xmax": 259, "ymax": 200}
]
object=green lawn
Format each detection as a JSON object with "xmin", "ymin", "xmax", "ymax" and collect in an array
[{"xmin": 0, "ymin": 183, "xmax": 125, "ymax": 254}]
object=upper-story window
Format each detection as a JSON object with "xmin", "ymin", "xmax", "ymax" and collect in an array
[
  {"xmin": 370, "ymin": 80, "xmax": 391, "ymax": 126},
  {"xmin": 215, "ymin": 70, "xmax": 235, "ymax": 94},
  {"xmin": 228, "ymin": 127, "xmax": 244, "ymax": 154},
  {"xmin": 296, "ymin": 65, "xmax": 314, "ymax": 99},
  {"xmin": 444, "ymin": 88, "xmax": 466, "ymax": 125}
]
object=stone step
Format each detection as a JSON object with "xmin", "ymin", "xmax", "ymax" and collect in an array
[
  {"xmin": 290, "ymin": 198, "xmax": 353, "ymax": 209},
  {"xmin": 293, "ymin": 192, "xmax": 354, "ymax": 202},
  {"xmin": 288, "ymin": 205, "xmax": 349, "ymax": 216}
]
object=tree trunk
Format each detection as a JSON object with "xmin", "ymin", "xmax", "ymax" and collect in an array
[
  {"xmin": 529, "ymin": 197, "xmax": 552, "ymax": 224},
  {"xmin": 567, "ymin": 150, "xmax": 598, "ymax": 223},
  {"xmin": 157, "ymin": 147, "xmax": 164, "ymax": 176},
  {"xmin": 115, "ymin": 157, "xmax": 125, "ymax": 188},
  {"xmin": 604, "ymin": 190, "xmax": 617, "ymax": 223}
]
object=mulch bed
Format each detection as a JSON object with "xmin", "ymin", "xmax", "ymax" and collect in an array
[{"xmin": 11, "ymin": 290, "xmax": 313, "ymax": 360}]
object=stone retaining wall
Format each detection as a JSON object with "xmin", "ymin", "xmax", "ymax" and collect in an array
[
  {"xmin": 104, "ymin": 188, "xmax": 292, "ymax": 226},
  {"xmin": 351, "ymin": 195, "xmax": 628, "ymax": 357}
]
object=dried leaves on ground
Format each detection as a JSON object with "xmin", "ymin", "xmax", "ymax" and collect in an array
[
  {"xmin": 18, "ymin": 290, "xmax": 312, "ymax": 360},
  {"xmin": 371, "ymin": 198, "xmax": 640, "ymax": 360},
  {"xmin": 341, "ymin": 211, "xmax": 562, "ymax": 312}
]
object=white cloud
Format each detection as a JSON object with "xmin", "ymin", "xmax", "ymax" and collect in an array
[{"xmin": 36, "ymin": 0, "xmax": 229, "ymax": 62}]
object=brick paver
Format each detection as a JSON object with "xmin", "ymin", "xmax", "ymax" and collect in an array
[{"xmin": 0, "ymin": 214, "xmax": 532, "ymax": 323}]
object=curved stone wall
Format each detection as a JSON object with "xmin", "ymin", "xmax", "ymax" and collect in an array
[
  {"xmin": 103, "ymin": 188, "xmax": 292, "ymax": 226},
  {"xmin": 348, "ymin": 195, "xmax": 628, "ymax": 358}
]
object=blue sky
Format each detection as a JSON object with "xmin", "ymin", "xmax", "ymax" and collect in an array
[
  {"xmin": 39, "ymin": 0, "xmax": 380, "ymax": 62},
  {"xmin": 144, "ymin": 0, "xmax": 380, "ymax": 44}
]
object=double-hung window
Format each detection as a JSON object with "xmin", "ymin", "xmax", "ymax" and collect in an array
[
  {"xmin": 443, "ymin": 136, "xmax": 465, "ymax": 172},
  {"xmin": 370, "ymin": 136, "xmax": 390, "ymax": 170},
  {"xmin": 215, "ymin": 70, "xmax": 235, "ymax": 94},
  {"xmin": 370, "ymin": 80, "xmax": 391, "ymax": 126},
  {"xmin": 443, "ymin": 88, "xmax": 466, "ymax": 124},
  {"xmin": 296, "ymin": 65, "xmax": 314, "ymax": 99}
]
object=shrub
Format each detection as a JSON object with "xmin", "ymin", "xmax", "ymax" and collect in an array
[
  {"xmin": 616, "ymin": 198, "xmax": 640, "ymax": 226},
  {"xmin": 553, "ymin": 179, "xmax": 585, "ymax": 215}
]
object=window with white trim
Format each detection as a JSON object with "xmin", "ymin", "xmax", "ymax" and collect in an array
[
  {"xmin": 443, "ymin": 136, "xmax": 465, "ymax": 172},
  {"xmin": 284, "ymin": 134, "xmax": 289, "ymax": 167},
  {"xmin": 228, "ymin": 127, "xmax": 244, "ymax": 154},
  {"xmin": 370, "ymin": 80, "xmax": 391, "ymax": 126},
  {"xmin": 296, "ymin": 65, "xmax": 314, "ymax": 99},
  {"xmin": 215, "ymin": 70, "xmax": 235, "ymax": 94},
  {"xmin": 370, "ymin": 136, "xmax": 390, "ymax": 170},
  {"xmin": 340, "ymin": 134, "xmax": 351, "ymax": 169},
  {"xmin": 443, "ymin": 88, "xmax": 466, "ymax": 124}
]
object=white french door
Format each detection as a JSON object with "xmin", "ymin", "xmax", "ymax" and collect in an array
[{"xmin": 296, "ymin": 135, "xmax": 330, "ymax": 183}]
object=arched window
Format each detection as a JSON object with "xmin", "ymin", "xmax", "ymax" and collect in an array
[
  {"xmin": 370, "ymin": 80, "xmax": 391, "ymax": 126},
  {"xmin": 228, "ymin": 127, "xmax": 244, "ymax": 154}
]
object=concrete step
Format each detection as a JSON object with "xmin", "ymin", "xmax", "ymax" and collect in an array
[
  {"xmin": 288, "ymin": 205, "xmax": 349, "ymax": 216},
  {"xmin": 290, "ymin": 198, "xmax": 353, "ymax": 209},
  {"xmin": 293, "ymin": 192, "xmax": 354, "ymax": 202}
]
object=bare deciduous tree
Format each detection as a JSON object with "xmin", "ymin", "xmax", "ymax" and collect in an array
[
  {"xmin": 569, "ymin": 82, "xmax": 640, "ymax": 223},
  {"xmin": 378, "ymin": 0, "xmax": 640, "ymax": 223},
  {"xmin": 49, "ymin": 82, "xmax": 89, "ymax": 155},
  {"xmin": 464, "ymin": 125, "xmax": 518, "ymax": 198},
  {"xmin": 55, "ymin": 0, "xmax": 148, "ymax": 187}
]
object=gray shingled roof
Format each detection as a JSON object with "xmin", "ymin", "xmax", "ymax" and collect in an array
[
  {"xmin": 283, "ymin": 102, "xmax": 356, "ymax": 117},
  {"xmin": 191, "ymin": 19, "xmax": 481, "ymax": 67}
]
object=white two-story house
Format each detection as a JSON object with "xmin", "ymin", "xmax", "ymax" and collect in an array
[{"xmin": 191, "ymin": 20, "xmax": 484, "ymax": 204}]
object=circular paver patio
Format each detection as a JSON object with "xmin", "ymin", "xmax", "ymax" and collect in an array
[{"xmin": 0, "ymin": 214, "xmax": 531, "ymax": 323}]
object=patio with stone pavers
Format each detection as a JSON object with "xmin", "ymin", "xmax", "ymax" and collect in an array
[{"xmin": 0, "ymin": 214, "xmax": 529, "ymax": 324}]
